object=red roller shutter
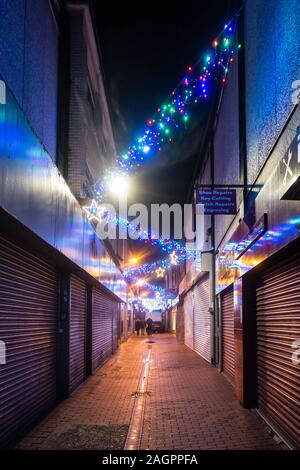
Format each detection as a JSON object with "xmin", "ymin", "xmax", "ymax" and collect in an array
[
  {"xmin": 69, "ymin": 275, "xmax": 86, "ymax": 393},
  {"xmin": 92, "ymin": 288, "xmax": 113, "ymax": 372},
  {"xmin": 193, "ymin": 275, "xmax": 211, "ymax": 362},
  {"xmin": 0, "ymin": 237, "xmax": 57, "ymax": 448},
  {"xmin": 256, "ymin": 256, "xmax": 300, "ymax": 448},
  {"xmin": 221, "ymin": 286, "xmax": 235, "ymax": 385}
]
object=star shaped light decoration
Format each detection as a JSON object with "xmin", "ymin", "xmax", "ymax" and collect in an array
[
  {"xmin": 155, "ymin": 267, "xmax": 165, "ymax": 278},
  {"xmin": 170, "ymin": 250, "xmax": 179, "ymax": 265},
  {"xmin": 82, "ymin": 199, "xmax": 105, "ymax": 223}
]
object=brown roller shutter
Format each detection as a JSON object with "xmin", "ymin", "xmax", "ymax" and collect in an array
[
  {"xmin": 92, "ymin": 288, "xmax": 113, "ymax": 372},
  {"xmin": 0, "ymin": 237, "xmax": 57, "ymax": 448},
  {"xmin": 256, "ymin": 256, "xmax": 300, "ymax": 449},
  {"xmin": 221, "ymin": 286, "xmax": 235, "ymax": 384},
  {"xmin": 193, "ymin": 275, "xmax": 211, "ymax": 362},
  {"xmin": 69, "ymin": 275, "xmax": 86, "ymax": 393}
]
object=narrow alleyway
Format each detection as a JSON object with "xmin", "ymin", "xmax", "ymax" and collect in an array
[{"xmin": 19, "ymin": 334, "xmax": 279, "ymax": 451}]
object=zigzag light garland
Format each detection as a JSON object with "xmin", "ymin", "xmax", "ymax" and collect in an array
[
  {"xmin": 84, "ymin": 11, "xmax": 242, "ymax": 296},
  {"xmin": 93, "ymin": 14, "xmax": 240, "ymax": 200}
]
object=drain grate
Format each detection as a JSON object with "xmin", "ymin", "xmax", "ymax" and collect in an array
[{"xmin": 130, "ymin": 391, "xmax": 151, "ymax": 398}]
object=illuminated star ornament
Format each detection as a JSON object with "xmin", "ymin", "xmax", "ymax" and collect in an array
[
  {"xmin": 156, "ymin": 267, "xmax": 165, "ymax": 278},
  {"xmin": 82, "ymin": 199, "xmax": 106, "ymax": 223},
  {"xmin": 170, "ymin": 251, "xmax": 179, "ymax": 265}
]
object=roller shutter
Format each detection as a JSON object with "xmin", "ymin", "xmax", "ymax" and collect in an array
[
  {"xmin": 0, "ymin": 237, "xmax": 57, "ymax": 448},
  {"xmin": 256, "ymin": 256, "xmax": 300, "ymax": 448},
  {"xmin": 193, "ymin": 275, "xmax": 210, "ymax": 362},
  {"xmin": 69, "ymin": 275, "xmax": 86, "ymax": 393},
  {"xmin": 92, "ymin": 288, "xmax": 113, "ymax": 372},
  {"xmin": 221, "ymin": 286, "xmax": 235, "ymax": 385},
  {"xmin": 184, "ymin": 291, "xmax": 194, "ymax": 350}
]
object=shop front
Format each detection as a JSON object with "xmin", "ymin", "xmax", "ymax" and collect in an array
[
  {"xmin": 0, "ymin": 77, "xmax": 127, "ymax": 448},
  {"xmin": 216, "ymin": 110, "xmax": 300, "ymax": 448},
  {"xmin": 179, "ymin": 256, "xmax": 213, "ymax": 364}
]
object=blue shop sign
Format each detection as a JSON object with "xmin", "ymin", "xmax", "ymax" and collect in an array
[{"xmin": 196, "ymin": 188, "xmax": 237, "ymax": 215}]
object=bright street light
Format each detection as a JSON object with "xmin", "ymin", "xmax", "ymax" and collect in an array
[{"xmin": 107, "ymin": 174, "xmax": 129, "ymax": 197}]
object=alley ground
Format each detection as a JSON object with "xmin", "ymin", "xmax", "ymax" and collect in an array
[{"xmin": 19, "ymin": 334, "xmax": 279, "ymax": 450}]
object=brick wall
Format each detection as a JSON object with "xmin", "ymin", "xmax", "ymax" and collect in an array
[{"xmin": 67, "ymin": 11, "xmax": 88, "ymax": 197}]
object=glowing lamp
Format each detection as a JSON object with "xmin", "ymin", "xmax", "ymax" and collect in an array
[
  {"xmin": 143, "ymin": 145, "xmax": 150, "ymax": 154},
  {"xmin": 108, "ymin": 174, "xmax": 129, "ymax": 197}
]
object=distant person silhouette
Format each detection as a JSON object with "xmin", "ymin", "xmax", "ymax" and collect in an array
[
  {"xmin": 135, "ymin": 319, "xmax": 141, "ymax": 335},
  {"xmin": 146, "ymin": 317, "xmax": 153, "ymax": 336}
]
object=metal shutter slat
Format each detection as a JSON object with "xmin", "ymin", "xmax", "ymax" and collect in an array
[
  {"xmin": 193, "ymin": 276, "xmax": 210, "ymax": 363},
  {"xmin": 69, "ymin": 275, "xmax": 86, "ymax": 393},
  {"xmin": 0, "ymin": 237, "xmax": 57, "ymax": 448},
  {"xmin": 221, "ymin": 287, "xmax": 235, "ymax": 384},
  {"xmin": 256, "ymin": 256, "xmax": 300, "ymax": 448}
]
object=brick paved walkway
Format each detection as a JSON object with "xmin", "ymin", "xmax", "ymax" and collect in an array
[
  {"xmin": 140, "ymin": 335, "xmax": 278, "ymax": 450},
  {"xmin": 19, "ymin": 336, "xmax": 147, "ymax": 450},
  {"xmin": 19, "ymin": 334, "xmax": 278, "ymax": 450}
]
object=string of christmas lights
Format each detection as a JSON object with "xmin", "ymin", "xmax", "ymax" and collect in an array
[
  {"xmin": 144, "ymin": 282, "xmax": 166, "ymax": 295},
  {"xmin": 124, "ymin": 248, "xmax": 193, "ymax": 280},
  {"xmin": 83, "ymin": 198, "xmax": 197, "ymax": 257},
  {"xmin": 83, "ymin": 10, "xmax": 242, "ymax": 297}
]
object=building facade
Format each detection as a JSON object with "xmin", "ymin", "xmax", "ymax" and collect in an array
[
  {"xmin": 178, "ymin": 0, "xmax": 300, "ymax": 449},
  {"xmin": 0, "ymin": 0, "xmax": 130, "ymax": 448}
]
